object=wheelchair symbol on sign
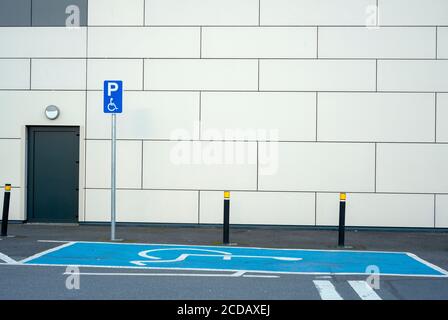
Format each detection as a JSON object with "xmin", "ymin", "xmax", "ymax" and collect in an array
[
  {"xmin": 106, "ymin": 98, "xmax": 118, "ymax": 112},
  {"xmin": 130, "ymin": 248, "xmax": 303, "ymax": 266}
]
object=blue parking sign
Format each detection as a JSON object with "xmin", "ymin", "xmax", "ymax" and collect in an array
[{"xmin": 103, "ymin": 80, "xmax": 123, "ymax": 113}]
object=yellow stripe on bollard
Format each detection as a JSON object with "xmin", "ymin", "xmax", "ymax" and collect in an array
[
  {"xmin": 340, "ymin": 193, "xmax": 346, "ymax": 201},
  {"xmin": 4, "ymin": 185, "xmax": 11, "ymax": 192},
  {"xmin": 224, "ymin": 191, "xmax": 230, "ymax": 199}
]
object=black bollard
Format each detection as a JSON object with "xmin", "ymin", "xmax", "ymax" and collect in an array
[
  {"xmin": 338, "ymin": 192, "xmax": 346, "ymax": 247},
  {"xmin": 1, "ymin": 184, "xmax": 11, "ymax": 237},
  {"xmin": 223, "ymin": 191, "xmax": 230, "ymax": 245}
]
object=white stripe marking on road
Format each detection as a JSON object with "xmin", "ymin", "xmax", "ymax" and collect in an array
[
  {"xmin": 63, "ymin": 271, "xmax": 279, "ymax": 278},
  {"xmin": 348, "ymin": 281, "xmax": 382, "ymax": 300},
  {"xmin": 313, "ymin": 280, "xmax": 343, "ymax": 300},
  {"xmin": 0, "ymin": 252, "xmax": 17, "ymax": 264},
  {"xmin": 37, "ymin": 240, "xmax": 72, "ymax": 243},
  {"xmin": 406, "ymin": 253, "xmax": 448, "ymax": 276},
  {"xmin": 20, "ymin": 241, "xmax": 76, "ymax": 263}
]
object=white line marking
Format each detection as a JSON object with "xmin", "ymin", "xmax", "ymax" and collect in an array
[
  {"xmin": 0, "ymin": 252, "xmax": 17, "ymax": 264},
  {"xmin": 406, "ymin": 253, "xmax": 448, "ymax": 276},
  {"xmin": 37, "ymin": 240, "xmax": 72, "ymax": 243},
  {"xmin": 37, "ymin": 239, "xmax": 408, "ymax": 255},
  {"xmin": 19, "ymin": 242, "xmax": 76, "ymax": 263},
  {"xmin": 61, "ymin": 270, "xmax": 278, "ymax": 278},
  {"xmin": 348, "ymin": 281, "xmax": 382, "ymax": 300},
  {"xmin": 17, "ymin": 241, "xmax": 447, "ymax": 278},
  {"xmin": 132, "ymin": 248, "xmax": 302, "ymax": 265},
  {"xmin": 313, "ymin": 280, "xmax": 343, "ymax": 300},
  {"xmin": 242, "ymin": 274, "xmax": 279, "ymax": 278},
  {"xmin": 11, "ymin": 261, "xmax": 448, "ymax": 278}
]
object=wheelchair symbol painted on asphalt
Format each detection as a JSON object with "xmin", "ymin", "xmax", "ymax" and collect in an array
[{"xmin": 130, "ymin": 248, "xmax": 303, "ymax": 266}]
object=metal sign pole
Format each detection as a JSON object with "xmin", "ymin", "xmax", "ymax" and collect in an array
[
  {"xmin": 104, "ymin": 80, "xmax": 122, "ymax": 241},
  {"xmin": 111, "ymin": 113, "xmax": 116, "ymax": 241}
]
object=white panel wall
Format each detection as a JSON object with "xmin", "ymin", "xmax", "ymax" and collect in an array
[
  {"xmin": 202, "ymin": 27, "xmax": 316, "ymax": 58},
  {"xmin": 143, "ymin": 141, "xmax": 257, "ymax": 190},
  {"xmin": 88, "ymin": 27, "xmax": 200, "ymax": 58},
  {"xmin": 1, "ymin": 0, "xmax": 446, "ymax": 228},
  {"xmin": 377, "ymin": 144, "xmax": 448, "ymax": 193},
  {"xmin": 317, "ymin": 193, "xmax": 435, "ymax": 227},
  {"xmin": 436, "ymin": 94, "xmax": 448, "ymax": 142},
  {"xmin": 88, "ymin": 0, "xmax": 145, "ymax": 26},
  {"xmin": 145, "ymin": 0, "xmax": 259, "ymax": 26},
  {"xmin": 0, "ymin": 91, "xmax": 85, "ymax": 138},
  {"xmin": 84, "ymin": 189, "xmax": 110, "ymax": 222},
  {"xmin": 319, "ymin": 27, "xmax": 436, "ymax": 59},
  {"xmin": 87, "ymin": 59, "xmax": 143, "ymax": 90},
  {"xmin": 261, "ymin": 0, "xmax": 375, "ymax": 25},
  {"xmin": 379, "ymin": 0, "xmax": 448, "ymax": 26},
  {"xmin": 438, "ymin": 28, "xmax": 448, "ymax": 59},
  {"xmin": 258, "ymin": 143, "xmax": 375, "ymax": 192},
  {"xmin": 86, "ymin": 140, "xmax": 142, "ymax": 189},
  {"xmin": 0, "ymin": 28, "xmax": 86, "ymax": 58},
  {"xmin": 317, "ymin": 93, "xmax": 435, "ymax": 142},
  {"xmin": 144, "ymin": 59, "xmax": 258, "ymax": 90},
  {"xmin": 200, "ymin": 191, "xmax": 315, "ymax": 225},
  {"xmin": 87, "ymin": 91, "xmax": 199, "ymax": 140},
  {"xmin": 435, "ymin": 195, "xmax": 448, "ymax": 228},
  {"xmin": 378, "ymin": 60, "xmax": 448, "ymax": 92},
  {"xmin": 0, "ymin": 59, "xmax": 30, "ymax": 89},
  {"xmin": 201, "ymin": 92, "xmax": 316, "ymax": 141},
  {"xmin": 85, "ymin": 189, "xmax": 198, "ymax": 223},
  {"xmin": 31, "ymin": 59, "xmax": 86, "ymax": 90},
  {"xmin": 0, "ymin": 139, "xmax": 21, "ymax": 187},
  {"xmin": 260, "ymin": 60, "xmax": 376, "ymax": 91}
]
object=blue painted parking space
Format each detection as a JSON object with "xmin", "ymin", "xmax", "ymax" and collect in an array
[{"xmin": 23, "ymin": 242, "xmax": 448, "ymax": 277}]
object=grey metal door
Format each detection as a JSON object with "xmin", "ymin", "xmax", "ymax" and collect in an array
[{"xmin": 27, "ymin": 126, "xmax": 80, "ymax": 222}]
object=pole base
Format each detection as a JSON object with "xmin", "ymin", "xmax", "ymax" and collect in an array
[
  {"xmin": 222, "ymin": 242, "xmax": 238, "ymax": 246},
  {"xmin": 110, "ymin": 238, "xmax": 123, "ymax": 242},
  {"xmin": 0, "ymin": 235, "xmax": 15, "ymax": 239},
  {"xmin": 336, "ymin": 245, "xmax": 353, "ymax": 249}
]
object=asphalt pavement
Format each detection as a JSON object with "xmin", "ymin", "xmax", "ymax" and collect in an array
[{"xmin": 0, "ymin": 224, "xmax": 447, "ymax": 300}]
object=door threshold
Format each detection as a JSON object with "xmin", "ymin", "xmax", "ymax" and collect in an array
[{"xmin": 26, "ymin": 222, "xmax": 79, "ymax": 227}]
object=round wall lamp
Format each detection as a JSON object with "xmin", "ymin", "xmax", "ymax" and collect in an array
[{"xmin": 45, "ymin": 105, "xmax": 60, "ymax": 120}]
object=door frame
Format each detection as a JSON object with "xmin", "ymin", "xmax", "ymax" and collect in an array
[{"xmin": 26, "ymin": 126, "xmax": 81, "ymax": 223}]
